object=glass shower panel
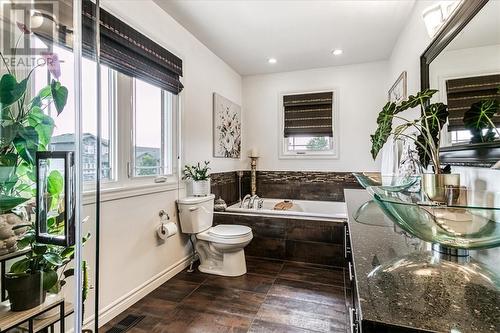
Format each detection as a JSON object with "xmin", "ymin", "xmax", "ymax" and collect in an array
[{"xmin": 0, "ymin": 0, "xmax": 100, "ymax": 332}]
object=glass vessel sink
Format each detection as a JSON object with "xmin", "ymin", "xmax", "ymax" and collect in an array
[
  {"xmin": 367, "ymin": 186, "xmax": 500, "ymax": 250},
  {"xmin": 353, "ymin": 172, "xmax": 419, "ymax": 192}
]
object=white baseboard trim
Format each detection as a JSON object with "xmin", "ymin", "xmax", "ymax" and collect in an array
[{"xmin": 83, "ymin": 255, "xmax": 192, "ymax": 329}]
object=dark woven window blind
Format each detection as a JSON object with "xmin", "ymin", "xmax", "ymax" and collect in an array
[
  {"xmin": 283, "ymin": 92, "xmax": 333, "ymax": 137},
  {"xmin": 82, "ymin": 0, "xmax": 183, "ymax": 94},
  {"xmin": 35, "ymin": 0, "xmax": 183, "ymax": 94},
  {"xmin": 446, "ymin": 74, "xmax": 500, "ymax": 131}
]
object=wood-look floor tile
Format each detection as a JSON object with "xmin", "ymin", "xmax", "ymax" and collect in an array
[
  {"xmin": 128, "ymin": 297, "xmax": 178, "ymax": 318},
  {"xmin": 248, "ymin": 319, "xmax": 317, "ymax": 333},
  {"xmin": 151, "ymin": 304, "xmax": 253, "ymax": 333},
  {"xmin": 149, "ymin": 279, "xmax": 200, "ymax": 302},
  {"xmin": 203, "ymin": 273, "xmax": 275, "ymax": 294},
  {"xmin": 269, "ymin": 278, "xmax": 345, "ymax": 307},
  {"xmin": 171, "ymin": 268, "xmax": 209, "ymax": 284},
  {"xmin": 246, "ymin": 256, "xmax": 284, "ymax": 277},
  {"xmin": 255, "ymin": 295, "xmax": 346, "ymax": 333},
  {"xmin": 182, "ymin": 284, "xmax": 266, "ymax": 318},
  {"xmin": 279, "ymin": 262, "xmax": 344, "ymax": 286}
]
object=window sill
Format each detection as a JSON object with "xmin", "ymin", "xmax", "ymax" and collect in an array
[
  {"xmin": 279, "ymin": 152, "xmax": 339, "ymax": 160},
  {"xmin": 82, "ymin": 181, "xmax": 182, "ymax": 205}
]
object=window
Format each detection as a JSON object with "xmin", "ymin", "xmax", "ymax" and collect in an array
[
  {"xmin": 280, "ymin": 91, "xmax": 338, "ymax": 158},
  {"xmin": 131, "ymin": 78, "xmax": 174, "ymax": 177},
  {"xmin": 33, "ymin": 42, "xmax": 116, "ymax": 183}
]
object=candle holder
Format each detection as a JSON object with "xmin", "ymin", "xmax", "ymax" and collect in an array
[{"xmin": 249, "ymin": 156, "xmax": 259, "ymax": 196}]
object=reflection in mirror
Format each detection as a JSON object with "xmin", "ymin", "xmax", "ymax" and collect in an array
[{"xmin": 429, "ymin": 0, "xmax": 500, "ymax": 147}]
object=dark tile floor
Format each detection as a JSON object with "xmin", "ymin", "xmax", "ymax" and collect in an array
[{"xmin": 101, "ymin": 257, "xmax": 347, "ymax": 333}]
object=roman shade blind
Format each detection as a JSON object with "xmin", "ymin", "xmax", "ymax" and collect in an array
[
  {"xmin": 34, "ymin": 0, "xmax": 183, "ymax": 94},
  {"xmin": 81, "ymin": 0, "xmax": 183, "ymax": 94},
  {"xmin": 445, "ymin": 74, "xmax": 500, "ymax": 131},
  {"xmin": 283, "ymin": 92, "xmax": 333, "ymax": 137}
]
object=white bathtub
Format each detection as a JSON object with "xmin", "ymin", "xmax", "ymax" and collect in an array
[{"xmin": 225, "ymin": 198, "xmax": 347, "ymax": 221}]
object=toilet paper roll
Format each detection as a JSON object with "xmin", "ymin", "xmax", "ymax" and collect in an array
[{"xmin": 157, "ymin": 222, "xmax": 178, "ymax": 240}]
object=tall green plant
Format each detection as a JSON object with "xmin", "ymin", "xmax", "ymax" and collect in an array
[
  {"xmin": 370, "ymin": 89, "xmax": 449, "ymax": 173},
  {"xmin": 1, "ymin": 50, "xmax": 68, "ymax": 213}
]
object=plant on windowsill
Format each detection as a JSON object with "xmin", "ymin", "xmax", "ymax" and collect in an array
[
  {"xmin": 463, "ymin": 92, "xmax": 500, "ymax": 144},
  {"xmin": 182, "ymin": 161, "xmax": 211, "ymax": 196},
  {"xmin": 370, "ymin": 89, "xmax": 460, "ymax": 201}
]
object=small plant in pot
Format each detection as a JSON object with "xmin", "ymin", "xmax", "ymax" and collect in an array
[
  {"xmin": 371, "ymin": 89, "xmax": 459, "ymax": 201},
  {"xmin": 182, "ymin": 161, "xmax": 211, "ymax": 196},
  {"xmin": 6, "ymin": 217, "xmax": 91, "ymax": 312}
]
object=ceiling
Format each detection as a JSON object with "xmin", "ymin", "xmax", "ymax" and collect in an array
[{"xmin": 154, "ymin": 0, "xmax": 416, "ymax": 75}]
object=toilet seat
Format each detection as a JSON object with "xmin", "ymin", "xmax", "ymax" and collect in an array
[
  {"xmin": 196, "ymin": 225, "xmax": 253, "ymax": 244},
  {"xmin": 209, "ymin": 225, "xmax": 252, "ymax": 239}
]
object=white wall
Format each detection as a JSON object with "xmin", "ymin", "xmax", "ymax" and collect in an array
[
  {"xmin": 389, "ymin": 0, "xmax": 436, "ymax": 95},
  {"xmin": 430, "ymin": 44, "xmax": 500, "ymax": 103},
  {"xmin": 75, "ymin": 0, "xmax": 244, "ymax": 327},
  {"xmin": 242, "ymin": 61, "xmax": 388, "ymax": 172}
]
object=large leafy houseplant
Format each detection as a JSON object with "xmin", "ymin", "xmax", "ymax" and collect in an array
[
  {"xmin": 370, "ymin": 89, "xmax": 449, "ymax": 174},
  {"xmin": 1, "ymin": 32, "xmax": 70, "ymax": 309}
]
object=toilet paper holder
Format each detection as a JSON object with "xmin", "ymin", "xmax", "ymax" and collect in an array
[{"xmin": 159, "ymin": 210, "xmax": 170, "ymax": 221}]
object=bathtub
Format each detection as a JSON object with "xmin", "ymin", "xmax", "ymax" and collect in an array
[{"xmin": 225, "ymin": 198, "xmax": 347, "ymax": 221}]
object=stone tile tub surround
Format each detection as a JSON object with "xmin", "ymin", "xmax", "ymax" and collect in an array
[
  {"xmin": 211, "ymin": 170, "xmax": 362, "ymax": 204},
  {"xmin": 214, "ymin": 212, "xmax": 345, "ymax": 267}
]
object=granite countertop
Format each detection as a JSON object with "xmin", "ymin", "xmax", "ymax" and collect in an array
[{"xmin": 344, "ymin": 189, "xmax": 500, "ymax": 333}]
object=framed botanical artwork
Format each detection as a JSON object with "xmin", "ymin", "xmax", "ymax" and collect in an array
[
  {"xmin": 213, "ymin": 93, "xmax": 241, "ymax": 158},
  {"xmin": 388, "ymin": 71, "xmax": 407, "ymax": 104}
]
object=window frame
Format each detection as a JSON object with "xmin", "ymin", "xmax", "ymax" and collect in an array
[
  {"xmin": 129, "ymin": 77, "xmax": 177, "ymax": 180},
  {"xmin": 278, "ymin": 89, "xmax": 339, "ymax": 159}
]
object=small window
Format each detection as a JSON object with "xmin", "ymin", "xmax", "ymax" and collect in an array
[
  {"xmin": 280, "ymin": 91, "xmax": 337, "ymax": 158},
  {"xmin": 131, "ymin": 78, "xmax": 173, "ymax": 177}
]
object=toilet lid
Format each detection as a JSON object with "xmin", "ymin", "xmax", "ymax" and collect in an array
[{"xmin": 209, "ymin": 225, "xmax": 252, "ymax": 239}]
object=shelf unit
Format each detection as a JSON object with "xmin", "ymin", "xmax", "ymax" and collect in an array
[{"xmin": 0, "ymin": 251, "xmax": 74, "ymax": 333}]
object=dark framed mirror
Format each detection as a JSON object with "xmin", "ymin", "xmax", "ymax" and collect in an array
[{"xmin": 421, "ymin": 0, "xmax": 500, "ymax": 167}]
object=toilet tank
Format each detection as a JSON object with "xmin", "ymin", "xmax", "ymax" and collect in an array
[{"xmin": 177, "ymin": 194, "xmax": 215, "ymax": 234}]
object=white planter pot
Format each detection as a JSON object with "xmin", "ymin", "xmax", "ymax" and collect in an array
[{"xmin": 190, "ymin": 179, "xmax": 211, "ymax": 197}]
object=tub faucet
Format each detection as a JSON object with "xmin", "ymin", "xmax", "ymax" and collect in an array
[
  {"xmin": 249, "ymin": 195, "xmax": 260, "ymax": 209},
  {"xmin": 240, "ymin": 194, "xmax": 251, "ymax": 208}
]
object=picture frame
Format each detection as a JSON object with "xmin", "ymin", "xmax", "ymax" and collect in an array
[
  {"xmin": 388, "ymin": 71, "xmax": 408, "ymax": 104},
  {"xmin": 213, "ymin": 93, "xmax": 242, "ymax": 159}
]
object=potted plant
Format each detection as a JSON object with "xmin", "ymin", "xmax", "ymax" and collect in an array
[
  {"xmin": 182, "ymin": 161, "xmax": 211, "ymax": 196},
  {"xmin": 1, "ymin": 36, "xmax": 68, "ymax": 309},
  {"xmin": 370, "ymin": 89, "xmax": 459, "ymax": 201},
  {"xmin": 463, "ymin": 95, "xmax": 500, "ymax": 143}
]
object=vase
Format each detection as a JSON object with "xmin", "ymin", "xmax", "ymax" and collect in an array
[
  {"xmin": 421, "ymin": 173, "xmax": 460, "ymax": 202},
  {"xmin": 0, "ymin": 212, "xmax": 26, "ymax": 256},
  {"xmin": 190, "ymin": 179, "xmax": 211, "ymax": 196},
  {"xmin": 5, "ymin": 271, "xmax": 46, "ymax": 311}
]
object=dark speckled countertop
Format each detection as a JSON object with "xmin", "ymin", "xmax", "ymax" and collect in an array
[{"xmin": 344, "ymin": 189, "xmax": 500, "ymax": 333}]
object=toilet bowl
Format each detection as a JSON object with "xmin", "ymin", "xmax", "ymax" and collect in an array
[{"xmin": 177, "ymin": 195, "xmax": 253, "ymax": 277}]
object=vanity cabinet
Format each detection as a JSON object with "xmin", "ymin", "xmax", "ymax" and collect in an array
[{"xmin": 343, "ymin": 223, "xmax": 360, "ymax": 333}]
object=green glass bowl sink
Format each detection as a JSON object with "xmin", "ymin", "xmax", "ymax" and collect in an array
[
  {"xmin": 367, "ymin": 186, "xmax": 500, "ymax": 250},
  {"xmin": 353, "ymin": 172, "xmax": 419, "ymax": 192}
]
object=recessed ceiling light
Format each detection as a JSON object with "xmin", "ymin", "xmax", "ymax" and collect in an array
[
  {"xmin": 332, "ymin": 49, "xmax": 343, "ymax": 56},
  {"xmin": 268, "ymin": 58, "xmax": 277, "ymax": 64}
]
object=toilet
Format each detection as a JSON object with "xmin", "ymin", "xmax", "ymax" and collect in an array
[{"xmin": 177, "ymin": 194, "xmax": 253, "ymax": 276}]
